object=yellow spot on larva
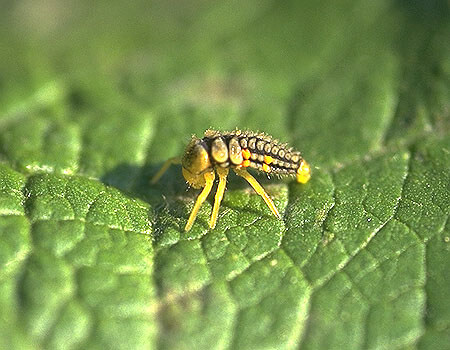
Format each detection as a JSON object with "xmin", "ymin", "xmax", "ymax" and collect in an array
[
  {"xmin": 264, "ymin": 155, "xmax": 273, "ymax": 164},
  {"xmin": 263, "ymin": 163, "xmax": 270, "ymax": 172},
  {"xmin": 296, "ymin": 160, "xmax": 311, "ymax": 184},
  {"xmin": 242, "ymin": 159, "xmax": 251, "ymax": 167},
  {"xmin": 242, "ymin": 149, "xmax": 251, "ymax": 160}
]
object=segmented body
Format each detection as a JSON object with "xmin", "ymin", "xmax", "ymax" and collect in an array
[
  {"xmin": 151, "ymin": 128, "xmax": 311, "ymax": 231},
  {"xmin": 203, "ymin": 129, "xmax": 304, "ymax": 176}
]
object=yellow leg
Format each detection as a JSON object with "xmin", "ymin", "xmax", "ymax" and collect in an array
[
  {"xmin": 185, "ymin": 171, "xmax": 215, "ymax": 231},
  {"xmin": 210, "ymin": 167, "xmax": 229, "ymax": 229},
  {"xmin": 151, "ymin": 157, "xmax": 181, "ymax": 184},
  {"xmin": 234, "ymin": 168, "xmax": 281, "ymax": 219}
]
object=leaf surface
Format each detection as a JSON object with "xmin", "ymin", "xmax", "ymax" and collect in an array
[{"xmin": 0, "ymin": 1, "xmax": 449, "ymax": 349}]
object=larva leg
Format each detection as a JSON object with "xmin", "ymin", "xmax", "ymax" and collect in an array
[
  {"xmin": 151, "ymin": 157, "xmax": 181, "ymax": 184},
  {"xmin": 210, "ymin": 167, "xmax": 229, "ymax": 229},
  {"xmin": 185, "ymin": 171, "xmax": 215, "ymax": 231},
  {"xmin": 234, "ymin": 168, "xmax": 281, "ymax": 219}
]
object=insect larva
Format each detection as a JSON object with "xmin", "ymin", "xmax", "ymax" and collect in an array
[{"xmin": 151, "ymin": 129, "xmax": 311, "ymax": 231}]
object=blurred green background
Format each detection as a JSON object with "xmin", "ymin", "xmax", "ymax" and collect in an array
[
  {"xmin": 1, "ymin": 0, "xmax": 449, "ymax": 165},
  {"xmin": 0, "ymin": 1, "xmax": 449, "ymax": 349}
]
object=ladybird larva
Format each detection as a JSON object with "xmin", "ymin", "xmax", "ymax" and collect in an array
[{"xmin": 151, "ymin": 129, "xmax": 311, "ymax": 231}]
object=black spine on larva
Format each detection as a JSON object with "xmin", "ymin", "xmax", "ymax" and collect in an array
[
  {"xmin": 201, "ymin": 129, "xmax": 304, "ymax": 175},
  {"xmin": 232, "ymin": 130, "xmax": 303, "ymax": 175}
]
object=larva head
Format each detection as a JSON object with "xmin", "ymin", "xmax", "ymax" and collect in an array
[
  {"xmin": 181, "ymin": 137, "xmax": 212, "ymax": 188},
  {"xmin": 296, "ymin": 159, "xmax": 311, "ymax": 184}
]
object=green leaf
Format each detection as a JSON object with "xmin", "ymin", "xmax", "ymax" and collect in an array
[{"xmin": 1, "ymin": 1, "xmax": 449, "ymax": 349}]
